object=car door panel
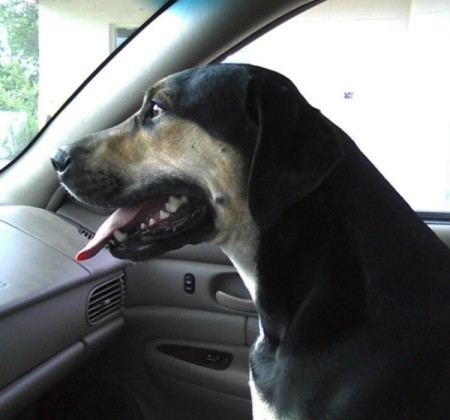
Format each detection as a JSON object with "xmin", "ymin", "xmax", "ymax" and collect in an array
[
  {"xmin": 124, "ymin": 260, "xmax": 256, "ymax": 418},
  {"xmin": 125, "ymin": 260, "xmax": 256, "ymax": 315}
]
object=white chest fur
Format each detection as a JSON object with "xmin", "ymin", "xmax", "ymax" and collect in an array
[
  {"xmin": 223, "ymin": 250, "xmax": 257, "ymax": 301},
  {"xmin": 249, "ymin": 362, "xmax": 279, "ymax": 420},
  {"xmin": 221, "ymin": 247, "xmax": 281, "ymax": 419},
  {"xmin": 220, "ymin": 217, "xmax": 284, "ymax": 419}
]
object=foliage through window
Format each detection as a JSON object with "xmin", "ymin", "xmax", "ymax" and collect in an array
[{"xmin": 0, "ymin": 0, "xmax": 38, "ymax": 169}]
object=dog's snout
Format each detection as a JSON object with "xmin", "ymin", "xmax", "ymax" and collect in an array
[{"xmin": 51, "ymin": 147, "xmax": 71, "ymax": 172}]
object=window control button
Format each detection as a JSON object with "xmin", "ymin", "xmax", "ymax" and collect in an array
[
  {"xmin": 184, "ymin": 273, "xmax": 195, "ymax": 294},
  {"xmin": 204, "ymin": 352, "xmax": 221, "ymax": 364}
]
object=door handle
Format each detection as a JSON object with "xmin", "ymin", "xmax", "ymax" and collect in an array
[{"xmin": 215, "ymin": 290, "xmax": 256, "ymax": 313}]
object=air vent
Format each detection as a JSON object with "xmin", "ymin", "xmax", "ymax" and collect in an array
[
  {"xmin": 79, "ymin": 227, "xmax": 94, "ymax": 240},
  {"xmin": 79, "ymin": 227, "xmax": 109, "ymax": 250},
  {"xmin": 87, "ymin": 274, "xmax": 126, "ymax": 325}
]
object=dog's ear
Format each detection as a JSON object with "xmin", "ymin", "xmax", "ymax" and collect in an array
[{"xmin": 246, "ymin": 71, "xmax": 345, "ymax": 228}]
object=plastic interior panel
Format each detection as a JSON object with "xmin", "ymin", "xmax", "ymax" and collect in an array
[
  {"xmin": 0, "ymin": 206, "xmax": 126, "ymax": 398},
  {"xmin": 0, "ymin": 342, "xmax": 85, "ymax": 420},
  {"xmin": 0, "ymin": 206, "xmax": 126, "ymax": 315},
  {"xmin": 56, "ymin": 200, "xmax": 113, "ymax": 235},
  {"xmin": 125, "ymin": 259, "xmax": 256, "ymax": 317},
  {"xmin": 81, "ymin": 317, "xmax": 125, "ymax": 358},
  {"xmin": 0, "ymin": 276, "xmax": 123, "ymax": 389},
  {"xmin": 145, "ymin": 339, "xmax": 250, "ymax": 399},
  {"xmin": 0, "ymin": 205, "xmax": 125, "ymax": 277},
  {"xmin": 0, "ymin": 318, "xmax": 124, "ymax": 420},
  {"xmin": 0, "ymin": 220, "xmax": 89, "ymax": 315},
  {"xmin": 153, "ymin": 373, "xmax": 252, "ymax": 420},
  {"xmin": 124, "ymin": 306, "xmax": 248, "ymax": 347}
]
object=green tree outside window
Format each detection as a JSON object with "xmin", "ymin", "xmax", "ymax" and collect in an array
[{"xmin": 0, "ymin": 0, "xmax": 39, "ymax": 168}]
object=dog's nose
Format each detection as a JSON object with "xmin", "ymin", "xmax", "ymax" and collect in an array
[{"xmin": 51, "ymin": 147, "xmax": 71, "ymax": 172}]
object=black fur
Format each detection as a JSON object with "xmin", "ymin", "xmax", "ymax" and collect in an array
[{"xmin": 252, "ymin": 124, "xmax": 450, "ymax": 418}]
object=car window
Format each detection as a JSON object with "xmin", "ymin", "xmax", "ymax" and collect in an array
[
  {"xmin": 224, "ymin": 0, "xmax": 450, "ymax": 214},
  {"xmin": 0, "ymin": 0, "xmax": 168, "ymax": 171}
]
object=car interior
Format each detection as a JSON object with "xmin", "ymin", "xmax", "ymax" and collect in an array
[{"xmin": 1, "ymin": 0, "xmax": 449, "ymax": 419}]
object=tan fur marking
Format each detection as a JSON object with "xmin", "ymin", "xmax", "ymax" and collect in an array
[{"xmin": 88, "ymin": 114, "xmax": 259, "ymax": 253}]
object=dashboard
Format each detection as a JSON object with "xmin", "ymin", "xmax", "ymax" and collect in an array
[{"xmin": 0, "ymin": 205, "xmax": 125, "ymax": 418}]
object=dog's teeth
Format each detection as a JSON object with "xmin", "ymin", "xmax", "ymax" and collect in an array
[
  {"xmin": 113, "ymin": 230, "xmax": 128, "ymax": 242},
  {"xmin": 165, "ymin": 195, "xmax": 188, "ymax": 213},
  {"xmin": 149, "ymin": 218, "xmax": 156, "ymax": 226},
  {"xmin": 140, "ymin": 223, "xmax": 146, "ymax": 229},
  {"xmin": 165, "ymin": 202, "xmax": 175, "ymax": 213},
  {"xmin": 109, "ymin": 239, "xmax": 117, "ymax": 245},
  {"xmin": 160, "ymin": 210, "xmax": 170, "ymax": 220}
]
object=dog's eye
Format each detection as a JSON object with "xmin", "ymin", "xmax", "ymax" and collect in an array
[
  {"xmin": 152, "ymin": 102, "xmax": 164, "ymax": 118},
  {"xmin": 144, "ymin": 101, "xmax": 164, "ymax": 123}
]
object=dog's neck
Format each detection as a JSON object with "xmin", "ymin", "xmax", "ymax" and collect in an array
[
  {"xmin": 224, "ymin": 250, "xmax": 258, "ymax": 300},
  {"xmin": 219, "ymin": 206, "xmax": 260, "ymax": 301}
]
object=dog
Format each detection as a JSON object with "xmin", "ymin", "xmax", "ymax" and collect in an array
[{"xmin": 51, "ymin": 64, "xmax": 450, "ymax": 419}]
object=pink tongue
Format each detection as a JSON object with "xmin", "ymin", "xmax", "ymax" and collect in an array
[{"xmin": 75, "ymin": 197, "xmax": 168, "ymax": 261}]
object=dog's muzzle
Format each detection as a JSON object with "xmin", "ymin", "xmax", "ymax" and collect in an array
[{"xmin": 51, "ymin": 146, "xmax": 216, "ymax": 262}]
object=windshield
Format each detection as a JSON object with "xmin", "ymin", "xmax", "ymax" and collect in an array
[{"xmin": 0, "ymin": 0, "xmax": 167, "ymax": 171}]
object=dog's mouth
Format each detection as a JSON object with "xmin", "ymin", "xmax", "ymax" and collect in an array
[{"xmin": 76, "ymin": 194, "xmax": 213, "ymax": 262}]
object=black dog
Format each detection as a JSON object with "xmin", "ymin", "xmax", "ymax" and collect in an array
[{"xmin": 52, "ymin": 64, "xmax": 450, "ymax": 419}]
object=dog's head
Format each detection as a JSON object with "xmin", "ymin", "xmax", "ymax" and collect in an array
[{"xmin": 51, "ymin": 64, "xmax": 344, "ymax": 261}]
